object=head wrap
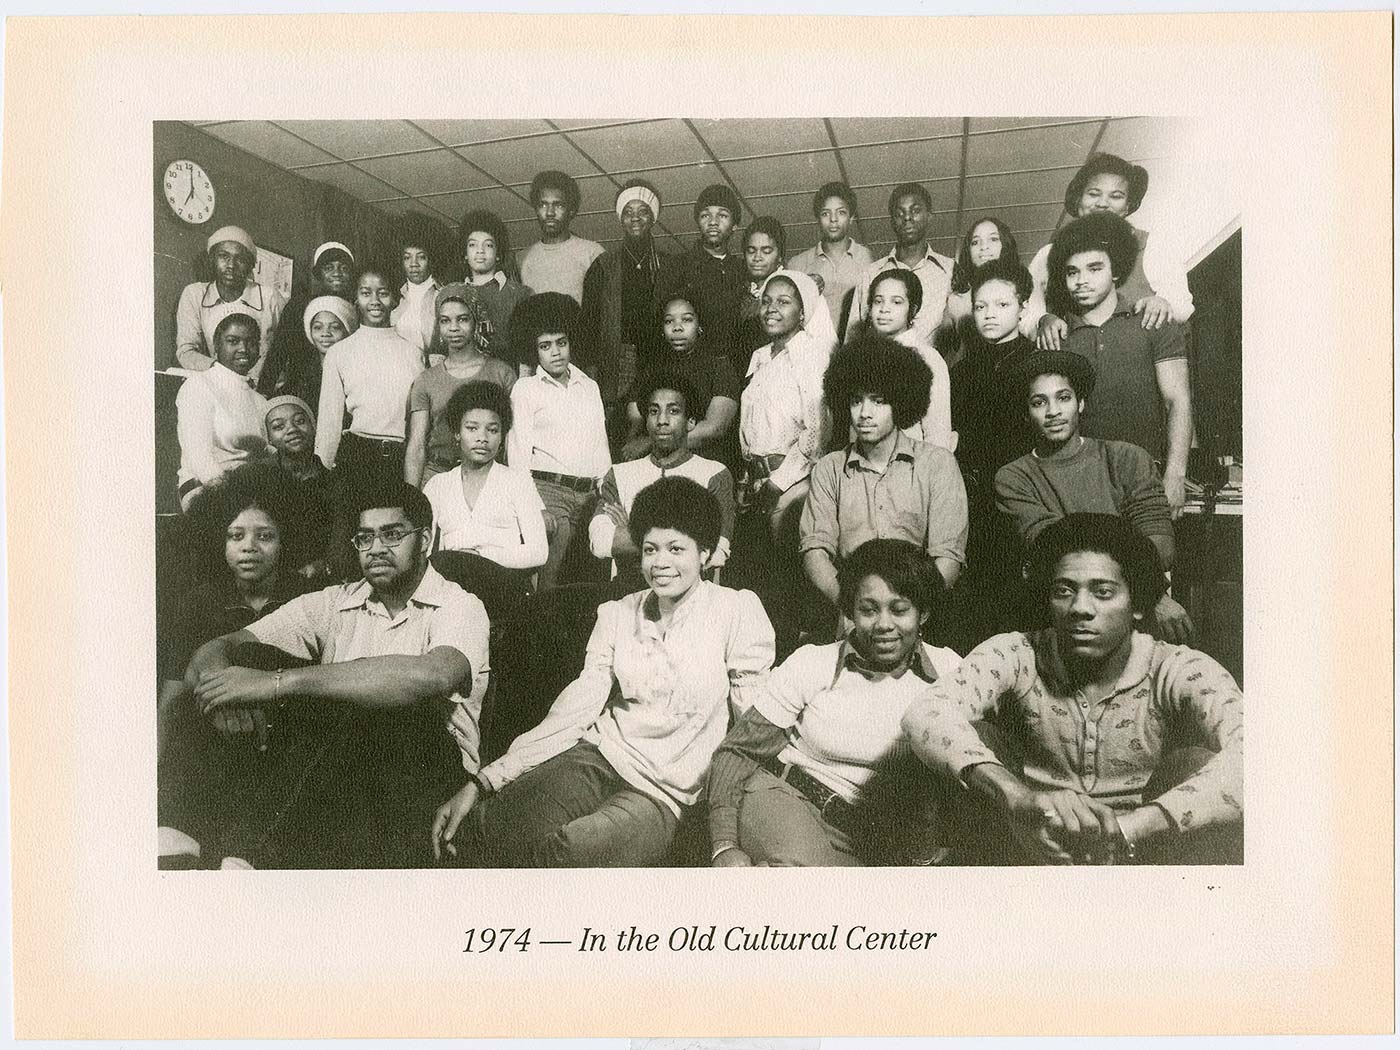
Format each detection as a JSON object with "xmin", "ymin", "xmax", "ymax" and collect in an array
[
  {"xmin": 206, "ymin": 225, "xmax": 255, "ymax": 257},
  {"xmin": 263, "ymin": 394, "xmax": 315, "ymax": 434},
  {"xmin": 302, "ymin": 295, "xmax": 359, "ymax": 344},
  {"xmin": 694, "ymin": 184, "xmax": 743, "ymax": 225},
  {"xmin": 760, "ymin": 269, "xmax": 837, "ymax": 351},
  {"xmin": 615, "ymin": 184, "xmax": 661, "ymax": 221},
  {"xmin": 312, "ymin": 241, "xmax": 355, "ymax": 269},
  {"xmin": 432, "ymin": 282, "xmax": 489, "ymax": 353}
]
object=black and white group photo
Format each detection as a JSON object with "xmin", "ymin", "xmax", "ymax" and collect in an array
[{"xmin": 152, "ymin": 116, "xmax": 1244, "ymax": 871}]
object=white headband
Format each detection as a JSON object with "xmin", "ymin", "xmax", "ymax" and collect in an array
[
  {"xmin": 312, "ymin": 241, "xmax": 355, "ymax": 268},
  {"xmin": 615, "ymin": 186, "xmax": 660, "ymax": 221}
]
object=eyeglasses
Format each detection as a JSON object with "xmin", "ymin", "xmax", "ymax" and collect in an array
[{"xmin": 350, "ymin": 525, "xmax": 423, "ymax": 551}]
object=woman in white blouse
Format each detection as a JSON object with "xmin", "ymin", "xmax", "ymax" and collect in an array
[
  {"xmin": 430, "ymin": 476, "xmax": 775, "ymax": 867},
  {"xmin": 422, "ymin": 380, "xmax": 546, "ymax": 624},
  {"xmin": 175, "ymin": 313, "xmax": 271, "ymax": 511}
]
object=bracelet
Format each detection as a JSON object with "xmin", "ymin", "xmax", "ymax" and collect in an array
[
  {"xmin": 469, "ymin": 772, "xmax": 493, "ymax": 796},
  {"xmin": 272, "ymin": 668, "xmax": 284, "ymax": 704},
  {"xmin": 1116, "ymin": 825, "xmax": 1139, "ymax": 863},
  {"xmin": 710, "ymin": 841, "xmax": 739, "ymax": 863}
]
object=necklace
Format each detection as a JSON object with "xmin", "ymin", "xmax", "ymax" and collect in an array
[{"xmin": 622, "ymin": 241, "xmax": 652, "ymax": 272}]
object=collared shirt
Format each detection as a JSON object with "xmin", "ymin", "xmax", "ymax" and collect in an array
[
  {"xmin": 1022, "ymin": 225, "xmax": 1196, "ymax": 336},
  {"xmin": 519, "ymin": 235, "xmax": 606, "ymax": 304},
  {"xmin": 391, "ymin": 275, "xmax": 443, "ymax": 354},
  {"xmin": 849, "ymin": 244, "xmax": 955, "ymax": 347},
  {"xmin": 904, "ymin": 629, "xmax": 1244, "ymax": 832},
  {"xmin": 314, "ymin": 325, "xmax": 426, "ymax": 469},
  {"xmin": 506, "ymin": 366, "xmax": 611, "ymax": 479},
  {"xmin": 479, "ymin": 580, "xmax": 775, "ymax": 815},
  {"xmin": 1063, "ymin": 307, "xmax": 1187, "ymax": 463},
  {"xmin": 655, "ymin": 243, "xmax": 750, "ymax": 352},
  {"xmin": 753, "ymin": 639, "xmax": 963, "ymax": 805},
  {"xmin": 995, "ymin": 436, "xmax": 1173, "ymax": 548},
  {"xmin": 175, "ymin": 361, "xmax": 272, "ymax": 489},
  {"xmin": 245, "ymin": 563, "xmax": 491, "ymax": 771},
  {"xmin": 800, "ymin": 431, "xmax": 968, "ymax": 564},
  {"xmin": 788, "ymin": 238, "xmax": 875, "ymax": 339},
  {"xmin": 740, "ymin": 329, "xmax": 831, "ymax": 492},
  {"xmin": 174, "ymin": 280, "xmax": 286, "ymax": 380},
  {"xmin": 588, "ymin": 452, "xmax": 736, "ymax": 570},
  {"xmin": 423, "ymin": 462, "xmax": 548, "ymax": 571}
]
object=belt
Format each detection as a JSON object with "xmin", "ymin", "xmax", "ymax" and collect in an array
[
  {"xmin": 344, "ymin": 432, "xmax": 404, "ymax": 457},
  {"xmin": 531, "ymin": 470, "xmax": 595, "ymax": 494},
  {"xmin": 745, "ymin": 453, "xmax": 786, "ymax": 480},
  {"xmin": 761, "ymin": 755, "xmax": 865, "ymax": 834}
]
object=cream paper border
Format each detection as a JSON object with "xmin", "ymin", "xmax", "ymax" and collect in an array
[{"xmin": 2, "ymin": 10, "xmax": 1392, "ymax": 1039}]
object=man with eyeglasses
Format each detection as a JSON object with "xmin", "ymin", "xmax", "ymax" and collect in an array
[{"xmin": 159, "ymin": 482, "xmax": 490, "ymax": 869}]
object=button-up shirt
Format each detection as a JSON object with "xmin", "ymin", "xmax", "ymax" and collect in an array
[
  {"xmin": 175, "ymin": 361, "xmax": 271, "ymax": 489},
  {"xmin": 423, "ymin": 462, "xmax": 548, "ymax": 571},
  {"xmin": 479, "ymin": 580, "xmax": 775, "ymax": 815},
  {"xmin": 506, "ymin": 365, "xmax": 611, "ymax": 479},
  {"xmin": 904, "ymin": 629, "xmax": 1244, "ymax": 832},
  {"xmin": 245, "ymin": 564, "xmax": 491, "ymax": 771},
  {"xmin": 800, "ymin": 431, "xmax": 968, "ymax": 565},
  {"xmin": 788, "ymin": 238, "xmax": 876, "ymax": 339},
  {"xmin": 1063, "ymin": 307, "xmax": 1187, "ymax": 464},
  {"xmin": 849, "ymin": 244, "xmax": 955, "ymax": 348},
  {"xmin": 174, "ymin": 279, "xmax": 286, "ymax": 381},
  {"xmin": 740, "ymin": 329, "xmax": 831, "ymax": 492},
  {"xmin": 754, "ymin": 639, "xmax": 963, "ymax": 805}
]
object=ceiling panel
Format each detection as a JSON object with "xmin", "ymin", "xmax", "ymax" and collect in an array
[
  {"xmin": 828, "ymin": 117, "xmax": 962, "ymax": 147},
  {"xmin": 725, "ymin": 153, "xmax": 842, "ymax": 198},
  {"xmin": 967, "ymin": 123, "xmax": 1102, "ymax": 176},
  {"xmin": 456, "ymin": 134, "xmax": 595, "ymax": 187},
  {"xmin": 277, "ymin": 120, "xmax": 437, "ymax": 161},
  {"xmin": 841, "ymin": 139, "xmax": 961, "ymax": 187},
  {"xmin": 356, "ymin": 148, "xmax": 491, "ymax": 196},
  {"xmin": 971, "ymin": 117, "xmax": 1087, "ymax": 132},
  {"xmin": 566, "ymin": 120, "xmax": 706, "ymax": 172},
  {"xmin": 575, "ymin": 173, "xmax": 625, "ymax": 215},
  {"xmin": 985, "ymin": 202, "xmax": 1065, "ymax": 234},
  {"xmin": 203, "ymin": 120, "xmax": 338, "ymax": 167},
  {"xmin": 961, "ymin": 167, "xmax": 1077, "ymax": 211},
  {"xmin": 742, "ymin": 193, "xmax": 813, "ymax": 227},
  {"xmin": 691, "ymin": 118, "xmax": 830, "ymax": 159},
  {"xmin": 1096, "ymin": 117, "xmax": 1166, "ymax": 161},
  {"xmin": 550, "ymin": 118, "xmax": 648, "ymax": 131},
  {"xmin": 298, "ymin": 162, "xmax": 401, "ymax": 200},
  {"xmin": 621, "ymin": 163, "xmax": 727, "ymax": 211},
  {"xmin": 413, "ymin": 118, "xmax": 555, "ymax": 146},
  {"xmin": 567, "ymin": 213, "xmax": 621, "ymax": 243},
  {"xmin": 430, "ymin": 186, "xmax": 535, "ymax": 226}
]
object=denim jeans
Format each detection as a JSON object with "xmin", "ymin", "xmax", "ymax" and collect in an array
[{"xmin": 469, "ymin": 741, "xmax": 679, "ymax": 867}]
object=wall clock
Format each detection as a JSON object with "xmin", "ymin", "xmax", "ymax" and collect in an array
[{"xmin": 162, "ymin": 159, "xmax": 216, "ymax": 225}]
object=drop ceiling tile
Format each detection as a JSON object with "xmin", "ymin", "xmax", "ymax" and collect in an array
[
  {"xmin": 367, "ymin": 198, "xmax": 423, "ymax": 218},
  {"xmin": 967, "ymin": 123, "xmax": 1101, "ymax": 176},
  {"xmin": 961, "ymin": 167, "xmax": 1078, "ymax": 211},
  {"xmin": 971, "ymin": 117, "xmax": 1087, "ymax": 133},
  {"xmin": 841, "ymin": 139, "xmax": 961, "ymax": 187},
  {"xmin": 565, "ymin": 120, "xmax": 705, "ymax": 173},
  {"xmin": 551, "ymin": 118, "xmax": 642, "ymax": 131},
  {"xmin": 990, "ymin": 202, "xmax": 1065, "ymax": 234},
  {"xmin": 356, "ymin": 148, "xmax": 491, "ymax": 195},
  {"xmin": 690, "ymin": 118, "xmax": 830, "ymax": 159},
  {"xmin": 658, "ymin": 204, "xmax": 701, "ymax": 235},
  {"xmin": 576, "ymin": 173, "xmax": 624, "ymax": 215},
  {"xmin": 431, "ymin": 186, "xmax": 534, "ymax": 226},
  {"xmin": 456, "ymin": 134, "xmax": 594, "ymax": 187},
  {"xmin": 277, "ymin": 120, "xmax": 437, "ymax": 161},
  {"xmin": 1017, "ymin": 231, "xmax": 1054, "ymax": 257},
  {"xmin": 625, "ymin": 163, "xmax": 726, "ymax": 209},
  {"xmin": 299, "ymin": 163, "xmax": 399, "ymax": 200},
  {"xmin": 743, "ymin": 193, "xmax": 813, "ymax": 228},
  {"xmin": 1095, "ymin": 117, "xmax": 1170, "ymax": 161},
  {"xmin": 828, "ymin": 117, "xmax": 962, "ymax": 147},
  {"xmin": 725, "ymin": 152, "xmax": 841, "ymax": 198},
  {"xmin": 203, "ymin": 120, "xmax": 338, "ymax": 168},
  {"xmin": 414, "ymin": 119, "xmax": 555, "ymax": 145}
]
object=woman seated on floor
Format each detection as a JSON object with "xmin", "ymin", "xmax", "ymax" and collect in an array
[
  {"xmin": 431, "ymin": 475, "xmax": 775, "ymax": 868},
  {"xmin": 706, "ymin": 538, "xmax": 962, "ymax": 866}
]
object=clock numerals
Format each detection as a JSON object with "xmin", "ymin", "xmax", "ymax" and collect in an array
[{"xmin": 162, "ymin": 158, "xmax": 216, "ymax": 225}]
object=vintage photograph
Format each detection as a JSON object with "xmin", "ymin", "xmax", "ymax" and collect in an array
[{"xmin": 152, "ymin": 115, "xmax": 1244, "ymax": 871}]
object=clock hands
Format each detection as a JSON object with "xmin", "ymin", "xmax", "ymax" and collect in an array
[{"xmin": 184, "ymin": 172, "xmax": 195, "ymax": 205}]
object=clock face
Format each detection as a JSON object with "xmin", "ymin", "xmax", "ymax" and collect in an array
[{"xmin": 162, "ymin": 159, "xmax": 216, "ymax": 225}]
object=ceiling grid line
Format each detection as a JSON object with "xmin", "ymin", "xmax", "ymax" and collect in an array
[
  {"xmin": 951, "ymin": 117, "xmax": 971, "ymax": 250},
  {"xmin": 680, "ymin": 118, "xmax": 756, "ymax": 234},
  {"xmin": 822, "ymin": 117, "xmax": 864, "ymax": 247},
  {"xmin": 1053, "ymin": 116, "xmax": 1112, "ymax": 234}
]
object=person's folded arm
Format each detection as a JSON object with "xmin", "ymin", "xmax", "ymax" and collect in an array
[
  {"xmin": 707, "ymin": 706, "xmax": 791, "ymax": 853},
  {"xmin": 1146, "ymin": 650, "xmax": 1244, "ymax": 834},
  {"xmin": 174, "ymin": 284, "xmax": 213, "ymax": 370},
  {"xmin": 689, "ymin": 396, "xmax": 738, "ymax": 446}
]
